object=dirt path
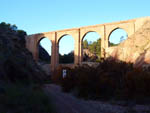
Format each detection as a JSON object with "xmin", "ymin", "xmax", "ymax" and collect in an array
[{"xmin": 43, "ymin": 84, "xmax": 150, "ymax": 113}]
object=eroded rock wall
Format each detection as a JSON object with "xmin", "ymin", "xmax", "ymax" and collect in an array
[{"xmin": 106, "ymin": 20, "xmax": 150, "ymax": 67}]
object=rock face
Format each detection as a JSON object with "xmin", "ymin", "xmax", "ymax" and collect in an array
[
  {"xmin": 0, "ymin": 23, "xmax": 46, "ymax": 83},
  {"xmin": 106, "ymin": 20, "xmax": 150, "ymax": 67},
  {"xmin": 83, "ymin": 49, "xmax": 98, "ymax": 62},
  {"xmin": 83, "ymin": 49, "xmax": 96, "ymax": 57}
]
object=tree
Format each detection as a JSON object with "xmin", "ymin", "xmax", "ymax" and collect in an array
[
  {"xmin": 88, "ymin": 39, "xmax": 101, "ymax": 57},
  {"xmin": 89, "ymin": 41, "xmax": 97, "ymax": 54},
  {"xmin": 120, "ymin": 36, "xmax": 125, "ymax": 43},
  {"xmin": 109, "ymin": 42, "xmax": 118, "ymax": 46},
  {"xmin": 0, "ymin": 22, "xmax": 27, "ymax": 47},
  {"xmin": 0, "ymin": 22, "xmax": 17, "ymax": 31},
  {"xmin": 95, "ymin": 39, "xmax": 101, "ymax": 57},
  {"xmin": 83, "ymin": 38, "xmax": 101, "ymax": 62},
  {"xmin": 83, "ymin": 39, "xmax": 88, "ymax": 49},
  {"xmin": 17, "ymin": 30, "xmax": 27, "ymax": 47},
  {"xmin": 59, "ymin": 51, "xmax": 74, "ymax": 64}
]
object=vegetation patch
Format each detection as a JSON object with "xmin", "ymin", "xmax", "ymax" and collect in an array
[
  {"xmin": 0, "ymin": 83, "xmax": 55, "ymax": 113},
  {"xmin": 0, "ymin": 22, "xmax": 55, "ymax": 113},
  {"xmin": 53, "ymin": 59, "xmax": 150, "ymax": 104}
]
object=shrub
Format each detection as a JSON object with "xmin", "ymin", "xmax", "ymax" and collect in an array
[
  {"xmin": 125, "ymin": 68, "xmax": 150, "ymax": 100},
  {"xmin": 61, "ymin": 68, "xmax": 76, "ymax": 92},
  {"xmin": 52, "ymin": 65, "xmax": 71, "ymax": 84},
  {"xmin": 55, "ymin": 59, "xmax": 150, "ymax": 103},
  {"xmin": 74, "ymin": 65, "xmax": 96, "ymax": 98}
]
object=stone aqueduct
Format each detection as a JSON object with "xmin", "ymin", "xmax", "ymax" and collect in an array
[{"xmin": 26, "ymin": 17, "xmax": 150, "ymax": 71}]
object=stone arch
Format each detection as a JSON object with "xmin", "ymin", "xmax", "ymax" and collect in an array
[
  {"xmin": 56, "ymin": 33, "xmax": 75, "ymax": 45},
  {"xmin": 108, "ymin": 27, "xmax": 128, "ymax": 40},
  {"xmin": 37, "ymin": 37, "xmax": 52, "ymax": 52},
  {"xmin": 36, "ymin": 37, "xmax": 52, "ymax": 63},
  {"xmin": 105, "ymin": 22, "xmax": 135, "ymax": 48},
  {"xmin": 108, "ymin": 27, "xmax": 128, "ymax": 47},
  {"xmin": 55, "ymin": 29, "xmax": 80, "ymax": 65},
  {"xmin": 58, "ymin": 34, "xmax": 74, "ymax": 44},
  {"xmin": 81, "ymin": 31, "xmax": 101, "ymax": 62},
  {"xmin": 57, "ymin": 34, "xmax": 75, "ymax": 64},
  {"xmin": 81, "ymin": 31, "xmax": 101, "ymax": 42}
]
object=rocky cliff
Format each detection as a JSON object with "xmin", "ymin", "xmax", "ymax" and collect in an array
[{"xmin": 106, "ymin": 20, "xmax": 150, "ymax": 67}]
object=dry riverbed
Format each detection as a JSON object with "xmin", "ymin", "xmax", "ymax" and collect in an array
[{"xmin": 43, "ymin": 84, "xmax": 150, "ymax": 113}]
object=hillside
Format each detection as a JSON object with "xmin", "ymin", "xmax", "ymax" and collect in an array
[
  {"xmin": 0, "ymin": 22, "xmax": 47, "ymax": 83},
  {"xmin": 106, "ymin": 20, "xmax": 150, "ymax": 67},
  {"xmin": 0, "ymin": 22, "xmax": 55, "ymax": 113}
]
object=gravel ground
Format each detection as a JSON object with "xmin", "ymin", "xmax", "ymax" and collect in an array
[{"xmin": 43, "ymin": 84, "xmax": 150, "ymax": 113}]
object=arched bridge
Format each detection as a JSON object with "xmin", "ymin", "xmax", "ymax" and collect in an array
[{"xmin": 26, "ymin": 17, "xmax": 150, "ymax": 71}]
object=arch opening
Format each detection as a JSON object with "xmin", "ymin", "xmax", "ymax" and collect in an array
[
  {"xmin": 82, "ymin": 31, "xmax": 101, "ymax": 62},
  {"xmin": 58, "ymin": 35, "xmax": 74, "ymax": 64},
  {"xmin": 109, "ymin": 28, "xmax": 128, "ymax": 47},
  {"xmin": 37, "ymin": 37, "xmax": 52, "ymax": 64}
]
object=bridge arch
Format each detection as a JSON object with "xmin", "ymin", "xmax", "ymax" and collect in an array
[
  {"xmin": 105, "ymin": 22, "xmax": 135, "ymax": 48},
  {"xmin": 36, "ymin": 37, "xmax": 52, "ymax": 63},
  {"xmin": 56, "ymin": 31, "xmax": 77, "ymax": 45},
  {"xmin": 55, "ymin": 29, "xmax": 80, "ymax": 65},
  {"xmin": 81, "ymin": 31, "xmax": 101, "ymax": 41},
  {"xmin": 56, "ymin": 34, "xmax": 75, "ymax": 64},
  {"xmin": 108, "ymin": 27, "xmax": 128, "ymax": 46},
  {"xmin": 37, "ymin": 36, "xmax": 52, "ymax": 46},
  {"xmin": 81, "ymin": 31, "xmax": 101, "ymax": 62},
  {"xmin": 57, "ymin": 34, "xmax": 74, "ymax": 44}
]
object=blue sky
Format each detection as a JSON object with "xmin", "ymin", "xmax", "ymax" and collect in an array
[{"xmin": 0, "ymin": 0, "xmax": 149, "ymax": 55}]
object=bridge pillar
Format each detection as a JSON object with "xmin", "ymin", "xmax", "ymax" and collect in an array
[
  {"xmin": 51, "ymin": 42, "xmax": 55, "ymax": 71},
  {"xmin": 100, "ymin": 34, "xmax": 105, "ymax": 58},
  {"xmin": 74, "ymin": 38, "xmax": 80, "ymax": 64},
  {"xmin": 55, "ymin": 45, "xmax": 59, "ymax": 67},
  {"xmin": 79, "ymin": 42, "xmax": 83, "ymax": 63},
  {"xmin": 73, "ymin": 30, "xmax": 80, "ymax": 65},
  {"xmin": 26, "ymin": 35, "xmax": 39, "ymax": 61}
]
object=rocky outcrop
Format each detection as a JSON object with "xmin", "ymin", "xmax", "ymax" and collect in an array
[
  {"xmin": 83, "ymin": 49, "xmax": 96, "ymax": 57},
  {"xmin": 106, "ymin": 20, "xmax": 150, "ymax": 67},
  {"xmin": 83, "ymin": 49, "xmax": 98, "ymax": 62}
]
